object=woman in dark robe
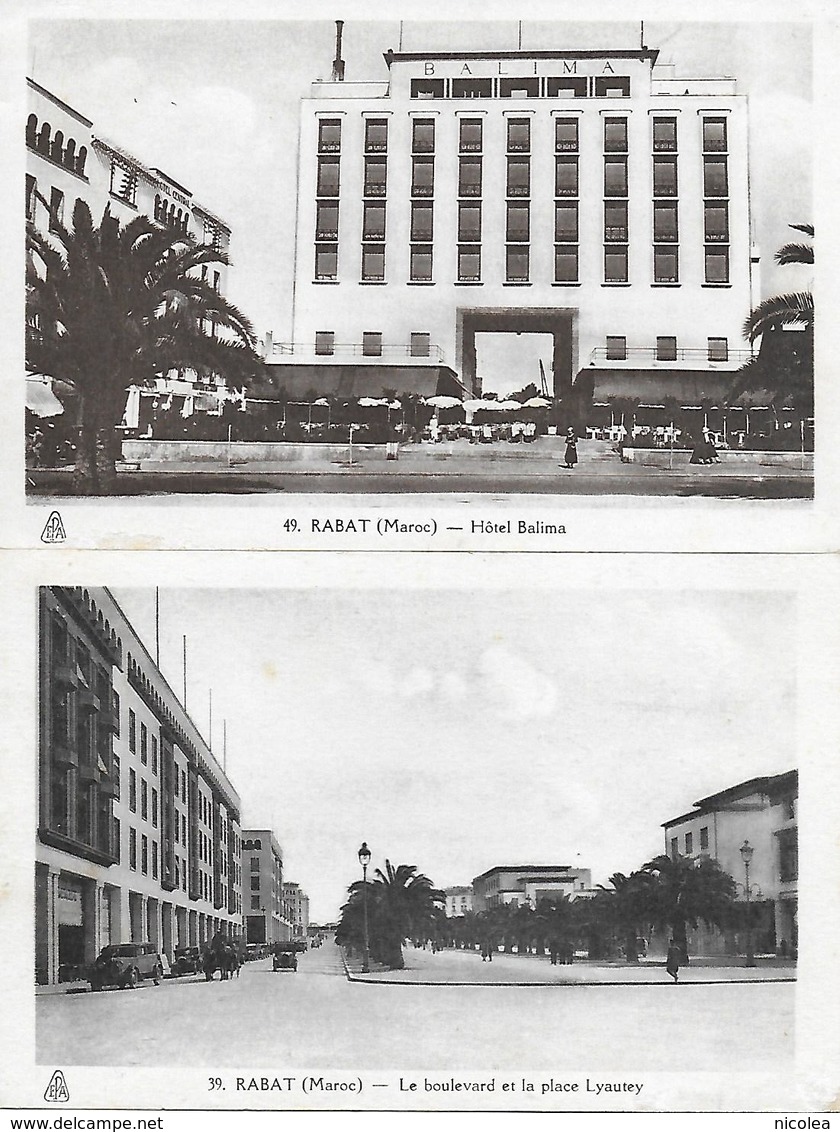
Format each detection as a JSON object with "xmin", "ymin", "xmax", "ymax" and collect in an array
[
  {"xmin": 563, "ymin": 427, "xmax": 578, "ymax": 469},
  {"xmin": 666, "ymin": 939, "xmax": 682, "ymax": 983}
]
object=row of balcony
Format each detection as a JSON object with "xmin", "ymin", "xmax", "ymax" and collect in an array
[
  {"xmin": 271, "ymin": 342, "xmax": 444, "ymax": 363},
  {"xmin": 589, "ymin": 346, "xmax": 752, "ymax": 367}
]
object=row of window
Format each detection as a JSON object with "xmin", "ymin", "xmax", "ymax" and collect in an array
[
  {"xmin": 670, "ymin": 826, "xmax": 711, "ymax": 859},
  {"xmin": 313, "ymin": 330, "xmax": 432, "ymax": 357},
  {"xmin": 317, "ymin": 115, "xmax": 728, "ymax": 157},
  {"xmin": 26, "ymin": 113, "xmax": 88, "ymax": 176},
  {"xmin": 409, "ymin": 75, "xmax": 632, "ymax": 100},
  {"xmin": 314, "ymin": 241, "xmax": 731, "ymax": 285},
  {"xmin": 606, "ymin": 336, "xmax": 731, "ymax": 362}
]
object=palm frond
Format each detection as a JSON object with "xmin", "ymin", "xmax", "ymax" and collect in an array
[
  {"xmin": 788, "ymin": 223, "xmax": 814, "ymax": 237},
  {"xmin": 775, "ymin": 243, "xmax": 813, "ymax": 266},
  {"xmin": 742, "ymin": 291, "xmax": 813, "ymax": 342}
]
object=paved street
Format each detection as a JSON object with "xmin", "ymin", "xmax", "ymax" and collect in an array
[{"xmin": 37, "ymin": 941, "xmax": 794, "ymax": 1073}]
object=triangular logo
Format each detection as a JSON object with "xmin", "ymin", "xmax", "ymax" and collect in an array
[
  {"xmin": 41, "ymin": 511, "xmax": 66, "ymax": 544},
  {"xmin": 44, "ymin": 1069, "xmax": 70, "ymax": 1103}
]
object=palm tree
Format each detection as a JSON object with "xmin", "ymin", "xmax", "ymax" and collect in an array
[
  {"xmin": 640, "ymin": 853, "xmax": 737, "ymax": 961},
  {"xmin": 27, "ymin": 198, "xmax": 260, "ymax": 494},
  {"xmin": 360, "ymin": 861, "xmax": 444, "ymax": 969},
  {"xmin": 599, "ymin": 871, "xmax": 656, "ymax": 963},
  {"xmin": 732, "ymin": 224, "xmax": 814, "ymax": 419}
]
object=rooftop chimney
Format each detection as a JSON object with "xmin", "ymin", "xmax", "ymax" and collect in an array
[{"xmin": 331, "ymin": 20, "xmax": 345, "ymax": 82}]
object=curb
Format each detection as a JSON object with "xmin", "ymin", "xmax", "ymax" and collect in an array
[{"xmin": 343, "ymin": 973, "xmax": 797, "ymax": 988}]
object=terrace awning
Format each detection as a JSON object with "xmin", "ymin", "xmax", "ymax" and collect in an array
[{"xmin": 26, "ymin": 377, "xmax": 64, "ymax": 418}]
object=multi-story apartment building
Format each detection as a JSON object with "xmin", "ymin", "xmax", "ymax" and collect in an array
[
  {"xmin": 242, "ymin": 829, "xmax": 292, "ymax": 945},
  {"xmin": 36, "ymin": 587, "xmax": 243, "ymax": 985},
  {"xmin": 444, "ymin": 885, "xmax": 474, "ymax": 918},
  {"xmin": 271, "ymin": 34, "xmax": 754, "ymax": 411},
  {"xmin": 662, "ymin": 770, "xmax": 797, "ymax": 956},
  {"xmin": 472, "ymin": 864, "xmax": 592, "ymax": 913},
  {"xmin": 282, "ymin": 881, "xmax": 310, "ymax": 941}
]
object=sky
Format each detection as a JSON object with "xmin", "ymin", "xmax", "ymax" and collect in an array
[
  {"xmin": 111, "ymin": 586, "xmax": 796, "ymax": 922},
  {"xmin": 29, "ymin": 19, "xmax": 814, "ymax": 394}
]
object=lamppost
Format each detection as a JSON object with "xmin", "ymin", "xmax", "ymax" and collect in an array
[
  {"xmin": 740, "ymin": 839, "xmax": 756, "ymax": 967},
  {"xmin": 358, "ymin": 841, "xmax": 372, "ymax": 973}
]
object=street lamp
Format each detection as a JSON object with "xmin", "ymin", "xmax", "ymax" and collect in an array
[
  {"xmin": 358, "ymin": 841, "xmax": 372, "ymax": 973},
  {"xmin": 739, "ymin": 840, "xmax": 756, "ymax": 967}
]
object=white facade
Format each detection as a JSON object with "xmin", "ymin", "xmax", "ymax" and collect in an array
[
  {"xmin": 288, "ymin": 46, "xmax": 754, "ymax": 398},
  {"xmin": 472, "ymin": 864, "xmax": 592, "ymax": 913},
  {"xmin": 444, "ymin": 885, "xmax": 473, "ymax": 917},
  {"xmin": 242, "ymin": 830, "xmax": 292, "ymax": 944},
  {"xmin": 36, "ymin": 587, "xmax": 243, "ymax": 984}
]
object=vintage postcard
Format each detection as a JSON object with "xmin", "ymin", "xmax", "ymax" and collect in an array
[
  {"xmin": 2, "ymin": 4, "xmax": 837, "ymax": 552},
  {"xmin": 1, "ymin": 550, "xmax": 838, "ymax": 1119}
]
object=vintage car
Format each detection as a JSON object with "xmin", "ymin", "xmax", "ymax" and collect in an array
[
  {"xmin": 89, "ymin": 942, "xmax": 164, "ymax": 990},
  {"xmin": 272, "ymin": 943, "xmax": 298, "ymax": 972},
  {"xmin": 171, "ymin": 946, "xmax": 203, "ymax": 976}
]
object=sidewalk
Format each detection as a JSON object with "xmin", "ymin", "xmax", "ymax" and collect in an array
[{"xmin": 342, "ymin": 946, "xmax": 797, "ymax": 987}]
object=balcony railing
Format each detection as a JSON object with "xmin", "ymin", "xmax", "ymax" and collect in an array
[
  {"xmin": 272, "ymin": 342, "xmax": 444, "ymax": 363},
  {"xmin": 589, "ymin": 346, "xmax": 752, "ymax": 367}
]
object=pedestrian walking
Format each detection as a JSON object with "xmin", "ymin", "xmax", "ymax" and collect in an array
[
  {"xmin": 562, "ymin": 427, "xmax": 578, "ymax": 469},
  {"xmin": 666, "ymin": 939, "xmax": 682, "ymax": 983}
]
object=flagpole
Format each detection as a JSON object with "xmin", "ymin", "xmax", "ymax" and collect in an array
[
  {"xmin": 155, "ymin": 587, "xmax": 160, "ymax": 667},
  {"xmin": 182, "ymin": 635, "xmax": 187, "ymax": 709},
  {"xmin": 209, "ymin": 688, "xmax": 213, "ymax": 751}
]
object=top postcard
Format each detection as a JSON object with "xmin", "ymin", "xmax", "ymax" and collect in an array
[{"xmin": 5, "ymin": 13, "xmax": 835, "ymax": 551}]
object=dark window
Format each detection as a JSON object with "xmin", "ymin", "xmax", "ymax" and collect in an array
[
  {"xmin": 555, "ymin": 157, "xmax": 578, "ymax": 196},
  {"xmin": 460, "ymin": 119, "xmax": 483, "ymax": 152},
  {"xmin": 363, "ymin": 202, "xmax": 386, "ymax": 240},
  {"xmin": 316, "ymin": 201, "xmax": 339, "ymax": 240},
  {"xmin": 365, "ymin": 119, "xmax": 388, "ymax": 152},
  {"xmin": 112, "ymin": 754, "xmax": 120, "ymax": 801},
  {"xmin": 412, "ymin": 119, "xmax": 435, "ymax": 153},
  {"xmin": 458, "ymin": 202, "xmax": 481, "ymax": 243},
  {"xmin": 49, "ymin": 187, "xmax": 64, "ymax": 233},
  {"xmin": 707, "ymin": 337, "xmax": 728, "ymax": 361},
  {"xmin": 318, "ymin": 119, "xmax": 341, "ymax": 152},
  {"xmin": 555, "ymin": 202, "xmax": 578, "ymax": 243},
  {"xmin": 654, "ymin": 247, "xmax": 679, "ymax": 284},
  {"xmin": 411, "ymin": 201, "xmax": 433, "ymax": 242},
  {"xmin": 152, "ymin": 841, "xmax": 158, "ymax": 879},
  {"xmin": 507, "ymin": 158, "xmax": 530, "ymax": 197},
  {"xmin": 653, "ymin": 157, "xmax": 678, "ymax": 197},
  {"xmin": 109, "ymin": 161, "xmax": 137, "ymax": 205},
  {"xmin": 499, "ymin": 77, "xmax": 540, "ymax": 98},
  {"xmin": 604, "ymin": 158, "xmax": 628, "ymax": 197},
  {"xmin": 459, "ymin": 158, "xmax": 482, "ymax": 197},
  {"xmin": 653, "ymin": 117, "xmax": 678, "ymax": 151},
  {"xmin": 452, "ymin": 78, "xmax": 492, "ymax": 99},
  {"xmin": 129, "ymin": 828, "xmax": 137, "ymax": 870},
  {"xmin": 554, "ymin": 246, "xmax": 578, "ymax": 283},
  {"xmin": 315, "ymin": 244, "xmax": 338, "ymax": 280},
  {"xmin": 546, "ymin": 76, "xmax": 587, "ymax": 98},
  {"xmin": 653, "ymin": 201, "xmax": 678, "ymax": 243},
  {"xmin": 703, "ymin": 117, "xmax": 728, "ymax": 152},
  {"xmin": 506, "ymin": 202, "xmax": 529, "ymax": 242},
  {"xmin": 129, "ymin": 768, "xmax": 136, "ymax": 812},
  {"xmin": 506, "ymin": 246, "xmax": 529, "ymax": 283},
  {"xmin": 362, "ymin": 332, "xmax": 382, "ymax": 356},
  {"xmin": 141, "ymin": 779, "xmax": 148, "ymax": 820},
  {"xmin": 412, "ymin": 157, "xmax": 435, "ymax": 196},
  {"xmin": 458, "ymin": 246, "xmax": 481, "ymax": 282},
  {"xmin": 604, "ymin": 201, "xmax": 627, "ymax": 241},
  {"xmin": 606, "ymin": 335, "xmax": 627, "ymax": 360},
  {"xmin": 361, "ymin": 246, "xmax": 385, "ymax": 281},
  {"xmin": 595, "ymin": 76, "xmax": 630, "ymax": 98},
  {"xmin": 555, "ymin": 118, "xmax": 578, "ymax": 152},
  {"xmin": 657, "ymin": 335, "xmax": 677, "ymax": 361},
  {"xmin": 507, "ymin": 119, "xmax": 530, "ymax": 152},
  {"xmin": 704, "ymin": 158, "xmax": 728, "ymax": 198},
  {"xmin": 411, "ymin": 79, "xmax": 445, "ymax": 99},
  {"xmin": 315, "ymin": 331, "xmax": 335, "ymax": 355},
  {"xmin": 410, "ymin": 245, "xmax": 433, "ymax": 282},
  {"xmin": 150, "ymin": 735, "xmax": 156, "ymax": 773},
  {"xmin": 604, "ymin": 118, "xmax": 628, "ymax": 152},
  {"xmin": 364, "ymin": 158, "xmax": 387, "ymax": 197},
  {"xmin": 151, "ymin": 787, "xmax": 158, "ymax": 827},
  {"xmin": 705, "ymin": 247, "xmax": 729, "ymax": 283},
  {"xmin": 140, "ymin": 723, "xmax": 147, "ymax": 764},
  {"xmin": 670, "ymin": 837, "xmax": 678, "ymax": 860},
  {"xmin": 778, "ymin": 827, "xmax": 798, "ymax": 883},
  {"xmin": 317, "ymin": 157, "xmax": 340, "ymax": 197},
  {"xmin": 141, "ymin": 834, "xmax": 148, "ymax": 875},
  {"xmin": 26, "ymin": 174, "xmax": 37, "ymax": 221},
  {"xmin": 685, "ymin": 831, "xmax": 693, "ymax": 855},
  {"xmin": 700, "ymin": 826, "xmax": 709, "ymax": 851},
  {"xmin": 410, "ymin": 333, "xmax": 431, "ymax": 357},
  {"xmin": 704, "ymin": 203, "xmax": 729, "ymax": 243},
  {"xmin": 605, "ymin": 247, "xmax": 628, "ymax": 283}
]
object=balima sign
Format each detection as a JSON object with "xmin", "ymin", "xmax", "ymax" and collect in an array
[{"xmin": 418, "ymin": 59, "xmax": 629, "ymax": 77}]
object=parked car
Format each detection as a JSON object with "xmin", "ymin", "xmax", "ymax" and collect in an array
[
  {"xmin": 272, "ymin": 944, "xmax": 298, "ymax": 972},
  {"xmin": 170, "ymin": 946, "xmax": 203, "ymax": 976},
  {"xmin": 89, "ymin": 942, "xmax": 164, "ymax": 990}
]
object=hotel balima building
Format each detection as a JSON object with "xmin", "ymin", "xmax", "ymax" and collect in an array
[{"xmin": 278, "ymin": 37, "xmax": 756, "ymax": 408}]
